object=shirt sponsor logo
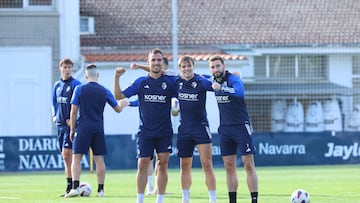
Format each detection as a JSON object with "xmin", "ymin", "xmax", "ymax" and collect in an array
[
  {"xmin": 57, "ymin": 96, "xmax": 68, "ymax": 104},
  {"xmin": 144, "ymin": 94, "xmax": 167, "ymax": 103},
  {"xmin": 178, "ymin": 93, "xmax": 198, "ymax": 101},
  {"xmin": 215, "ymin": 95, "xmax": 230, "ymax": 103}
]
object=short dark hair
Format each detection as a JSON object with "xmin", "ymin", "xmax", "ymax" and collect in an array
[
  {"xmin": 163, "ymin": 57, "xmax": 169, "ymax": 66},
  {"xmin": 178, "ymin": 55, "xmax": 194, "ymax": 67},
  {"xmin": 86, "ymin": 64, "xmax": 97, "ymax": 70},
  {"xmin": 208, "ymin": 55, "xmax": 224, "ymax": 64},
  {"xmin": 148, "ymin": 48, "xmax": 163, "ymax": 57},
  {"xmin": 59, "ymin": 58, "xmax": 73, "ymax": 67}
]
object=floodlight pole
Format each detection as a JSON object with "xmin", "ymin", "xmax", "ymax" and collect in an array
[{"xmin": 172, "ymin": 0, "xmax": 178, "ymax": 70}]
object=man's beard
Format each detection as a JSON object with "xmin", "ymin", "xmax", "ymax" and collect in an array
[
  {"xmin": 151, "ymin": 65, "xmax": 162, "ymax": 74},
  {"xmin": 213, "ymin": 71, "xmax": 224, "ymax": 80}
]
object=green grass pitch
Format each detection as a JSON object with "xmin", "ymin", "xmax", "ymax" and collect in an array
[{"xmin": 0, "ymin": 164, "xmax": 359, "ymax": 203}]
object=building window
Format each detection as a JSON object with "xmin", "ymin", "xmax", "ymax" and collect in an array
[
  {"xmin": 0, "ymin": 0, "xmax": 53, "ymax": 8},
  {"xmin": 254, "ymin": 55, "xmax": 326, "ymax": 80},
  {"xmin": 80, "ymin": 16, "xmax": 95, "ymax": 35}
]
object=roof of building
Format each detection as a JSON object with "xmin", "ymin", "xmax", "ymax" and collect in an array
[
  {"xmin": 83, "ymin": 52, "xmax": 246, "ymax": 62},
  {"xmin": 80, "ymin": 0, "xmax": 360, "ymax": 48}
]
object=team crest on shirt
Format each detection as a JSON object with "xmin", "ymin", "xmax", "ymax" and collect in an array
[
  {"xmin": 144, "ymin": 85, "xmax": 149, "ymax": 89},
  {"xmin": 191, "ymin": 82, "xmax": 197, "ymax": 88},
  {"xmin": 179, "ymin": 82, "xmax": 183, "ymax": 89},
  {"xmin": 66, "ymin": 86, "xmax": 71, "ymax": 92},
  {"xmin": 161, "ymin": 82, "xmax": 167, "ymax": 90}
]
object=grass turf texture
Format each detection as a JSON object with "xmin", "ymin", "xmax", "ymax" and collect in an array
[{"xmin": 0, "ymin": 164, "xmax": 359, "ymax": 203}]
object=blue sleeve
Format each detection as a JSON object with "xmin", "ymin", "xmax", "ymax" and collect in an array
[
  {"xmin": 51, "ymin": 82, "xmax": 58, "ymax": 117},
  {"xmin": 199, "ymin": 77, "xmax": 214, "ymax": 92},
  {"xmin": 105, "ymin": 88, "xmax": 118, "ymax": 108},
  {"xmin": 166, "ymin": 75, "xmax": 178, "ymax": 97},
  {"xmin": 123, "ymin": 77, "xmax": 144, "ymax": 98},
  {"xmin": 129, "ymin": 99, "xmax": 139, "ymax": 107},
  {"xmin": 70, "ymin": 85, "xmax": 82, "ymax": 105},
  {"xmin": 200, "ymin": 74, "xmax": 212, "ymax": 80},
  {"xmin": 221, "ymin": 75, "xmax": 245, "ymax": 97}
]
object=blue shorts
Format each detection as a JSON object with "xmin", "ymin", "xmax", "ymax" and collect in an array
[
  {"xmin": 177, "ymin": 124, "xmax": 212, "ymax": 158},
  {"xmin": 57, "ymin": 125, "xmax": 72, "ymax": 152},
  {"xmin": 73, "ymin": 126, "xmax": 107, "ymax": 155},
  {"xmin": 136, "ymin": 131, "xmax": 173, "ymax": 158},
  {"xmin": 218, "ymin": 122, "xmax": 256, "ymax": 156}
]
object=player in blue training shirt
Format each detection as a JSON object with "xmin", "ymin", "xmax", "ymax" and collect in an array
[
  {"xmin": 113, "ymin": 48, "xmax": 177, "ymax": 203},
  {"xmin": 65, "ymin": 64, "xmax": 124, "ymax": 198},
  {"xmin": 51, "ymin": 58, "xmax": 81, "ymax": 196},
  {"xmin": 172, "ymin": 56, "xmax": 217, "ymax": 203},
  {"xmin": 209, "ymin": 55, "xmax": 258, "ymax": 203}
]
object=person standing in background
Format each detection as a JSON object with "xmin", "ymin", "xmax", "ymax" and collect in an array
[
  {"xmin": 65, "ymin": 64, "xmax": 124, "ymax": 198},
  {"xmin": 51, "ymin": 58, "xmax": 81, "ymax": 197},
  {"xmin": 209, "ymin": 55, "xmax": 258, "ymax": 203}
]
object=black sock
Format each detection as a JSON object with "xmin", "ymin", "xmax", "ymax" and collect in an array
[
  {"xmin": 73, "ymin": 180, "xmax": 80, "ymax": 189},
  {"xmin": 251, "ymin": 192, "xmax": 258, "ymax": 203},
  {"xmin": 98, "ymin": 184, "xmax": 104, "ymax": 192},
  {"xmin": 229, "ymin": 192, "xmax": 236, "ymax": 203},
  {"xmin": 66, "ymin": 178, "xmax": 72, "ymax": 193}
]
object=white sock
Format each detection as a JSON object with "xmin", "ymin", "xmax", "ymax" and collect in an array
[
  {"xmin": 147, "ymin": 176, "xmax": 153, "ymax": 191},
  {"xmin": 137, "ymin": 193, "xmax": 144, "ymax": 203},
  {"xmin": 182, "ymin": 189, "xmax": 190, "ymax": 201},
  {"xmin": 156, "ymin": 194, "xmax": 164, "ymax": 203},
  {"xmin": 208, "ymin": 190, "xmax": 216, "ymax": 202}
]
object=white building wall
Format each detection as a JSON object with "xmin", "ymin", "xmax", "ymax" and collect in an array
[{"xmin": 0, "ymin": 47, "xmax": 52, "ymax": 136}]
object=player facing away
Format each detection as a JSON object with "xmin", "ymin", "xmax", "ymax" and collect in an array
[
  {"xmin": 65, "ymin": 64, "xmax": 124, "ymax": 198},
  {"xmin": 51, "ymin": 58, "xmax": 81, "ymax": 197},
  {"xmin": 208, "ymin": 55, "xmax": 258, "ymax": 203},
  {"xmin": 113, "ymin": 48, "xmax": 177, "ymax": 203},
  {"xmin": 173, "ymin": 56, "xmax": 217, "ymax": 203}
]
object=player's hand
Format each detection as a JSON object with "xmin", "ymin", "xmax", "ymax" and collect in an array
[
  {"xmin": 114, "ymin": 67, "xmax": 126, "ymax": 77},
  {"xmin": 212, "ymin": 82, "xmax": 222, "ymax": 91},
  {"xmin": 69, "ymin": 130, "xmax": 75, "ymax": 142},
  {"xmin": 130, "ymin": 63, "xmax": 139, "ymax": 70},
  {"xmin": 119, "ymin": 98, "xmax": 130, "ymax": 107},
  {"xmin": 66, "ymin": 119, "xmax": 70, "ymax": 126}
]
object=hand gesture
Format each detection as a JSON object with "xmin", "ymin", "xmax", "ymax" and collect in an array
[
  {"xmin": 130, "ymin": 63, "xmax": 139, "ymax": 70},
  {"xmin": 212, "ymin": 82, "xmax": 222, "ymax": 91},
  {"xmin": 114, "ymin": 67, "xmax": 126, "ymax": 77},
  {"xmin": 119, "ymin": 98, "xmax": 130, "ymax": 107}
]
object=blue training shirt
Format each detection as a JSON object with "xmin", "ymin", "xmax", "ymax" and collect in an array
[
  {"xmin": 52, "ymin": 77, "xmax": 81, "ymax": 126},
  {"xmin": 123, "ymin": 75, "xmax": 177, "ymax": 137},
  {"xmin": 70, "ymin": 82, "xmax": 118, "ymax": 130},
  {"xmin": 214, "ymin": 71, "xmax": 251, "ymax": 125},
  {"xmin": 176, "ymin": 74, "xmax": 213, "ymax": 133}
]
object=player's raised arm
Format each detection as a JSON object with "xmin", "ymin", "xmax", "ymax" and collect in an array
[{"xmin": 113, "ymin": 67, "xmax": 126, "ymax": 100}]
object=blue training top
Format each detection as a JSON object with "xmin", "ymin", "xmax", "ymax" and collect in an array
[
  {"xmin": 70, "ymin": 82, "xmax": 118, "ymax": 130},
  {"xmin": 52, "ymin": 77, "xmax": 81, "ymax": 126},
  {"xmin": 123, "ymin": 75, "xmax": 177, "ymax": 137},
  {"xmin": 214, "ymin": 71, "xmax": 251, "ymax": 125},
  {"xmin": 176, "ymin": 74, "xmax": 213, "ymax": 133}
]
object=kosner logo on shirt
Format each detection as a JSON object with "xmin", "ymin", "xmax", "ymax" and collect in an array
[
  {"xmin": 178, "ymin": 93, "xmax": 199, "ymax": 101},
  {"xmin": 144, "ymin": 94, "xmax": 167, "ymax": 103}
]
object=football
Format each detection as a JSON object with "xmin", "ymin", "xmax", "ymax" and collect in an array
[
  {"xmin": 171, "ymin": 97, "xmax": 180, "ymax": 113},
  {"xmin": 290, "ymin": 189, "xmax": 310, "ymax": 203},
  {"xmin": 78, "ymin": 182, "xmax": 92, "ymax": 197}
]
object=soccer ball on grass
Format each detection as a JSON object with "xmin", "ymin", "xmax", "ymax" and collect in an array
[
  {"xmin": 78, "ymin": 182, "xmax": 92, "ymax": 197},
  {"xmin": 290, "ymin": 189, "xmax": 310, "ymax": 203}
]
